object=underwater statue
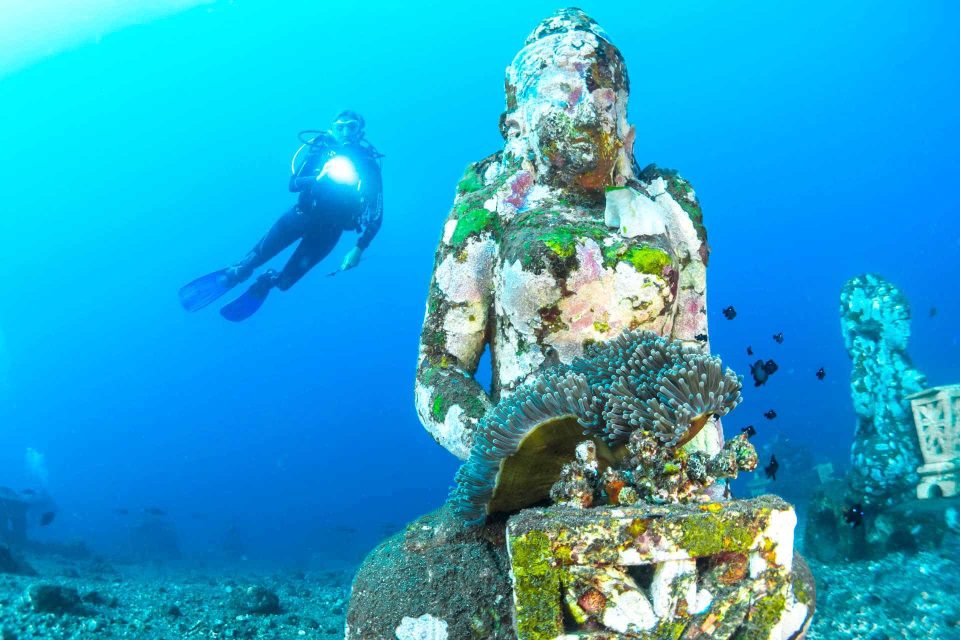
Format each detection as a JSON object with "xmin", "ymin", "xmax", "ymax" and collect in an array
[
  {"xmin": 840, "ymin": 273, "xmax": 926, "ymax": 507},
  {"xmin": 805, "ymin": 274, "xmax": 950, "ymax": 561},
  {"xmin": 415, "ymin": 8, "xmax": 715, "ymax": 461},
  {"xmin": 348, "ymin": 12, "xmax": 815, "ymax": 639}
]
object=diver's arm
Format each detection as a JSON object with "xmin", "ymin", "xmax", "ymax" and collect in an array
[
  {"xmin": 355, "ymin": 158, "xmax": 384, "ymax": 250},
  {"xmin": 289, "ymin": 155, "xmax": 320, "ymax": 192},
  {"xmin": 288, "ymin": 136, "xmax": 330, "ymax": 192},
  {"xmin": 414, "ymin": 203, "xmax": 497, "ymax": 461},
  {"xmin": 356, "ymin": 194, "xmax": 382, "ymax": 250}
]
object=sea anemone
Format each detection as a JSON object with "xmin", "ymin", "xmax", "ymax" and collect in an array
[
  {"xmin": 449, "ymin": 330, "xmax": 742, "ymax": 524},
  {"xmin": 449, "ymin": 369, "xmax": 606, "ymax": 525},
  {"xmin": 573, "ymin": 331, "xmax": 742, "ymax": 447}
]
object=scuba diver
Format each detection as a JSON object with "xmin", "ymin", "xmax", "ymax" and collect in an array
[{"xmin": 178, "ymin": 110, "xmax": 384, "ymax": 321}]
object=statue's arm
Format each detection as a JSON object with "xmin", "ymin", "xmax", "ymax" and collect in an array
[
  {"xmin": 414, "ymin": 196, "xmax": 498, "ymax": 461},
  {"xmin": 663, "ymin": 174, "xmax": 724, "ymax": 455},
  {"xmin": 671, "ymin": 258, "xmax": 710, "ymax": 353}
]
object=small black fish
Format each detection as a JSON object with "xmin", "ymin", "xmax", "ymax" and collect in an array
[
  {"xmin": 746, "ymin": 346, "xmax": 753, "ymax": 356},
  {"xmin": 816, "ymin": 367, "xmax": 826, "ymax": 380},
  {"xmin": 764, "ymin": 454, "xmax": 779, "ymax": 480},
  {"xmin": 764, "ymin": 410, "xmax": 777, "ymax": 420},
  {"xmin": 741, "ymin": 425, "xmax": 756, "ymax": 438},
  {"xmin": 695, "ymin": 333, "xmax": 709, "ymax": 343},
  {"xmin": 750, "ymin": 359, "xmax": 779, "ymax": 387},
  {"xmin": 39, "ymin": 511, "xmax": 56, "ymax": 526},
  {"xmin": 113, "ymin": 508, "xmax": 129, "ymax": 516},
  {"xmin": 929, "ymin": 307, "xmax": 937, "ymax": 317},
  {"xmin": 773, "ymin": 332, "xmax": 784, "ymax": 344},
  {"xmin": 144, "ymin": 507, "xmax": 166, "ymax": 517},
  {"xmin": 21, "ymin": 489, "xmax": 37, "ymax": 496},
  {"xmin": 844, "ymin": 503, "xmax": 864, "ymax": 527},
  {"xmin": 722, "ymin": 306, "xmax": 737, "ymax": 320}
]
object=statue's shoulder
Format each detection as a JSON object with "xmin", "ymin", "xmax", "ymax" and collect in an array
[
  {"xmin": 633, "ymin": 163, "xmax": 709, "ymax": 263},
  {"xmin": 439, "ymin": 152, "xmax": 505, "ymax": 247},
  {"xmin": 453, "ymin": 152, "xmax": 504, "ymax": 201}
]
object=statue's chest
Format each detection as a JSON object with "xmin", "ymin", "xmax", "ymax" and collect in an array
[{"xmin": 495, "ymin": 208, "xmax": 680, "ymax": 338}]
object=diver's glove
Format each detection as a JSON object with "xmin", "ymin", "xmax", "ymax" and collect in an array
[{"xmin": 340, "ymin": 246, "xmax": 363, "ymax": 271}]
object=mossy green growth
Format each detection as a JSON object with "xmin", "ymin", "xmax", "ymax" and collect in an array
[
  {"xmin": 459, "ymin": 392, "xmax": 489, "ymax": 420},
  {"xmin": 678, "ymin": 511, "xmax": 760, "ymax": 556},
  {"xmin": 510, "ymin": 531, "xmax": 563, "ymax": 640},
  {"xmin": 537, "ymin": 223, "xmax": 608, "ymax": 259},
  {"xmin": 451, "ymin": 207, "xmax": 498, "ymax": 246},
  {"xmin": 627, "ymin": 518, "xmax": 649, "ymax": 538},
  {"xmin": 653, "ymin": 620, "xmax": 690, "ymax": 640},
  {"xmin": 735, "ymin": 593, "xmax": 786, "ymax": 639},
  {"xmin": 623, "ymin": 246, "xmax": 671, "ymax": 275},
  {"xmin": 457, "ymin": 166, "xmax": 485, "ymax": 194},
  {"xmin": 432, "ymin": 395, "xmax": 448, "ymax": 422},
  {"xmin": 600, "ymin": 242, "xmax": 672, "ymax": 276},
  {"xmin": 792, "ymin": 572, "xmax": 812, "ymax": 605},
  {"xmin": 540, "ymin": 228, "xmax": 579, "ymax": 259}
]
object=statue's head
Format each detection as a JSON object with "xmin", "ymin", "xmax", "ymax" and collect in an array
[{"xmin": 501, "ymin": 9, "xmax": 636, "ymax": 191}]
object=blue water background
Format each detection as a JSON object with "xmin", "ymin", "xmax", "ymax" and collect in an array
[{"xmin": 0, "ymin": 1, "xmax": 958, "ymax": 566}]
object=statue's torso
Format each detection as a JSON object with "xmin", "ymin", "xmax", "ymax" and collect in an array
[{"xmin": 491, "ymin": 199, "xmax": 683, "ymax": 396}]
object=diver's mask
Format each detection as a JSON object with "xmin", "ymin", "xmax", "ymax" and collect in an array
[{"xmin": 332, "ymin": 118, "xmax": 362, "ymax": 144}]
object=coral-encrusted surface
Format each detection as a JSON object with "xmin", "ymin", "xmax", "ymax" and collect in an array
[
  {"xmin": 345, "ymin": 505, "xmax": 514, "ymax": 640},
  {"xmin": 414, "ymin": 8, "xmax": 715, "ymax": 461},
  {"xmin": 840, "ymin": 274, "xmax": 926, "ymax": 508},
  {"xmin": 506, "ymin": 496, "xmax": 814, "ymax": 639}
]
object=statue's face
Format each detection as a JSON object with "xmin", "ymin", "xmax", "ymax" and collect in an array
[{"xmin": 504, "ymin": 34, "xmax": 630, "ymax": 190}]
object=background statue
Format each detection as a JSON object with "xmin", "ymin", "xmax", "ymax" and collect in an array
[
  {"xmin": 840, "ymin": 273, "xmax": 925, "ymax": 507},
  {"xmin": 415, "ymin": 9, "xmax": 715, "ymax": 460}
]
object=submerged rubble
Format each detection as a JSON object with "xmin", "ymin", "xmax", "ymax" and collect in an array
[
  {"xmin": 805, "ymin": 545, "xmax": 960, "ymax": 640},
  {"xmin": 0, "ymin": 552, "xmax": 351, "ymax": 639}
]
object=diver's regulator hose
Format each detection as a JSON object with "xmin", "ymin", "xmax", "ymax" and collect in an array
[{"xmin": 290, "ymin": 130, "xmax": 326, "ymax": 175}]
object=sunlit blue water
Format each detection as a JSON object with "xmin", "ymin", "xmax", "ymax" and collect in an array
[{"xmin": 0, "ymin": 1, "xmax": 958, "ymax": 573}]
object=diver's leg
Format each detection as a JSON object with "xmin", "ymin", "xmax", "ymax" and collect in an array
[
  {"xmin": 274, "ymin": 224, "xmax": 343, "ymax": 291},
  {"xmin": 227, "ymin": 207, "xmax": 307, "ymax": 284}
]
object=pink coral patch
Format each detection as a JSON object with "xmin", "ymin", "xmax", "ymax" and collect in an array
[{"xmin": 505, "ymin": 171, "xmax": 534, "ymax": 210}]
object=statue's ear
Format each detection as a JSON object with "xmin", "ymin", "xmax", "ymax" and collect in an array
[{"xmin": 499, "ymin": 112, "xmax": 522, "ymax": 141}]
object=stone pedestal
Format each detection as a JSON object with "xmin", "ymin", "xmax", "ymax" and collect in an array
[
  {"xmin": 908, "ymin": 385, "xmax": 960, "ymax": 499},
  {"xmin": 506, "ymin": 496, "xmax": 814, "ymax": 639}
]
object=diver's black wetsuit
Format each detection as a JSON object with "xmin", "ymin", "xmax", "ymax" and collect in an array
[{"xmin": 234, "ymin": 133, "xmax": 383, "ymax": 289}]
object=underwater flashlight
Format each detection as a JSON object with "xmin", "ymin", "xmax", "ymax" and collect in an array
[{"xmin": 318, "ymin": 156, "xmax": 359, "ymax": 187}]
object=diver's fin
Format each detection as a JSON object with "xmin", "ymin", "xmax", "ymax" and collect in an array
[
  {"xmin": 219, "ymin": 277, "xmax": 273, "ymax": 322},
  {"xmin": 178, "ymin": 269, "xmax": 234, "ymax": 312}
]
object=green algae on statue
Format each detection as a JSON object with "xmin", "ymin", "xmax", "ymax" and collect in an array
[
  {"xmin": 506, "ymin": 497, "xmax": 814, "ymax": 639},
  {"xmin": 415, "ymin": 8, "xmax": 716, "ymax": 462}
]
